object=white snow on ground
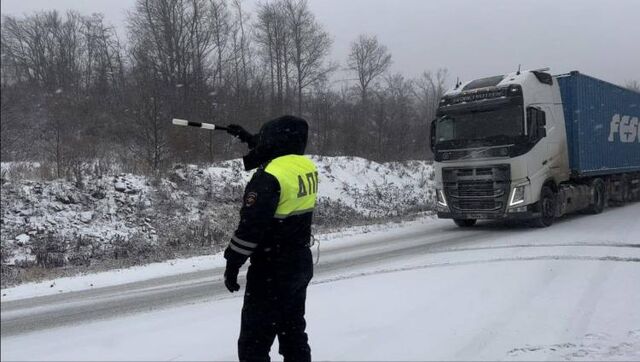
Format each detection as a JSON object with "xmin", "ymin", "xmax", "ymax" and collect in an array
[
  {"xmin": 313, "ymin": 157, "xmax": 434, "ymax": 215},
  {"xmin": 2, "ymin": 256, "xmax": 638, "ymax": 361},
  {"xmin": 0, "ymin": 254, "xmax": 224, "ymax": 302},
  {"xmin": 1, "ymin": 156, "xmax": 434, "ymax": 279},
  {"xmin": 2, "ymin": 204, "xmax": 639, "ymax": 361},
  {"xmin": 0, "ymin": 216, "xmax": 434, "ymax": 302}
]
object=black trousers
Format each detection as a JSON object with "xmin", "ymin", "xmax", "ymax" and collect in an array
[{"xmin": 238, "ymin": 249, "xmax": 313, "ymax": 362}]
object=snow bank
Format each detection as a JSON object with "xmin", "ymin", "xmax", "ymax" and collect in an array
[
  {"xmin": 1, "ymin": 156, "xmax": 435, "ymax": 287},
  {"xmin": 0, "ymin": 217, "xmax": 435, "ymax": 302}
]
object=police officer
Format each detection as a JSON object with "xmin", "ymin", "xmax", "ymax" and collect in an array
[{"xmin": 224, "ymin": 115, "xmax": 318, "ymax": 362}]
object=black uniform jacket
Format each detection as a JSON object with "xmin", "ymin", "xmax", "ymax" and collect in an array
[
  {"xmin": 224, "ymin": 168, "xmax": 313, "ymax": 270},
  {"xmin": 224, "ymin": 115, "xmax": 313, "ymax": 271}
]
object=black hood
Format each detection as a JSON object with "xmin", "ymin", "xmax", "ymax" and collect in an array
[{"xmin": 243, "ymin": 115, "xmax": 308, "ymax": 171}]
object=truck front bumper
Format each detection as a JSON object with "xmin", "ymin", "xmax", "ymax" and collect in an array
[{"xmin": 437, "ymin": 203, "xmax": 541, "ymax": 220}]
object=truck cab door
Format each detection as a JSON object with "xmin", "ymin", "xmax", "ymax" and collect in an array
[
  {"xmin": 543, "ymin": 104, "xmax": 570, "ymax": 182},
  {"xmin": 525, "ymin": 106, "xmax": 552, "ymax": 191}
]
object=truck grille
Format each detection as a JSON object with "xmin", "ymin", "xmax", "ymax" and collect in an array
[
  {"xmin": 443, "ymin": 165, "xmax": 511, "ymax": 214},
  {"xmin": 457, "ymin": 199, "xmax": 501, "ymax": 211},
  {"xmin": 454, "ymin": 180, "xmax": 505, "ymax": 197}
]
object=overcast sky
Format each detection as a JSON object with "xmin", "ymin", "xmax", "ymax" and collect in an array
[{"xmin": 2, "ymin": 0, "xmax": 638, "ymax": 86}]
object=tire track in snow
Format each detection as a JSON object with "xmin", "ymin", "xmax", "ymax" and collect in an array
[
  {"xmin": 507, "ymin": 329, "xmax": 640, "ymax": 360},
  {"xmin": 2, "ymin": 230, "xmax": 637, "ymax": 337},
  {"xmin": 312, "ymin": 255, "xmax": 640, "ymax": 286},
  {"xmin": 566, "ymin": 261, "xmax": 613, "ymax": 341},
  {"xmin": 0, "ymin": 227, "xmax": 486, "ymax": 336}
]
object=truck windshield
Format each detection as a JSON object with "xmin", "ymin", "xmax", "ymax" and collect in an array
[{"xmin": 435, "ymin": 105, "xmax": 524, "ymax": 148}]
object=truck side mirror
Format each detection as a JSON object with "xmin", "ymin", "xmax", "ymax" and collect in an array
[{"xmin": 430, "ymin": 119, "xmax": 437, "ymax": 152}]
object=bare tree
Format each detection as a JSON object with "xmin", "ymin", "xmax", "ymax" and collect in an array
[
  {"xmin": 626, "ymin": 80, "xmax": 640, "ymax": 92},
  {"xmin": 231, "ymin": 0, "xmax": 249, "ymax": 92},
  {"xmin": 127, "ymin": 0, "xmax": 219, "ymax": 169},
  {"xmin": 414, "ymin": 68, "xmax": 448, "ymax": 122},
  {"xmin": 1, "ymin": 10, "xmax": 125, "ymax": 177},
  {"xmin": 1, "ymin": 11, "xmax": 87, "ymax": 91},
  {"xmin": 132, "ymin": 92, "xmax": 171, "ymax": 172},
  {"xmin": 414, "ymin": 69, "xmax": 448, "ymax": 158},
  {"xmin": 347, "ymin": 34, "xmax": 392, "ymax": 103},
  {"xmin": 128, "ymin": 0, "xmax": 215, "ymax": 112},
  {"xmin": 0, "ymin": 87, "xmax": 32, "ymax": 160},
  {"xmin": 256, "ymin": 0, "xmax": 333, "ymax": 116},
  {"xmin": 209, "ymin": 0, "xmax": 231, "ymax": 88},
  {"xmin": 283, "ymin": 0, "xmax": 334, "ymax": 115},
  {"xmin": 382, "ymin": 74, "xmax": 416, "ymax": 159},
  {"xmin": 2, "ymin": 4, "xmax": 447, "ymax": 173},
  {"xmin": 255, "ymin": 1, "xmax": 293, "ymax": 114}
]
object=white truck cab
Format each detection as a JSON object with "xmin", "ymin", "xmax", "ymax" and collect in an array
[{"xmin": 431, "ymin": 69, "xmax": 639, "ymax": 227}]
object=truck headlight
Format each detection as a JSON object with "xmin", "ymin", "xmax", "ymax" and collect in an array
[
  {"xmin": 437, "ymin": 189, "xmax": 448, "ymax": 207},
  {"xmin": 509, "ymin": 185, "xmax": 525, "ymax": 206}
]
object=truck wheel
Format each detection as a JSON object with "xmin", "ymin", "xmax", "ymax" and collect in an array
[
  {"xmin": 586, "ymin": 179, "xmax": 606, "ymax": 214},
  {"xmin": 454, "ymin": 219, "xmax": 477, "ymax": 227},
  {"xmin": 532, "ymin": 186, "xmax": 555, "ymax": 228}
]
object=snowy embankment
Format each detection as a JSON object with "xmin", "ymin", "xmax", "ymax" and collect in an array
[
  {"xmin": 0, "ymin": 157, "xmax": 434, "ymax": 287},
  {"xmin": 2, "ymin": 204, "xmax": 639, "ymax": 361},
  {"xmin": 0, "ymin": 217, "xmax": 433, "ymax": 302}
]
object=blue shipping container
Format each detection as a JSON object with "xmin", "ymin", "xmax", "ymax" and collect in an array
[{"xmin": 556, "ymin": 71, "xmax": 640, "ymax": 177}]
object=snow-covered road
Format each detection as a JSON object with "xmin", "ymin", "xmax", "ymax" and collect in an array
[{"xmin": 2, "ymin": 204, "xmax": 640, "ymax": 361}]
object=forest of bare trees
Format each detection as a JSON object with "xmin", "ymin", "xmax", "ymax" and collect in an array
[{"xmin": 0, "ymin": 0, "xmax": 461, "ymax": 177}]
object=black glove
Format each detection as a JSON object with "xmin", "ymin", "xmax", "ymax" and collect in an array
[
  {"xmin": 224, "ymin": 265, "xmax": 240, "ymax": 293},
  {"xmin": 226, "ymin": 124, "xmax": 256, "ymax": 148}
]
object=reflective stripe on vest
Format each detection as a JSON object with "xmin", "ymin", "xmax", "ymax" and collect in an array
[{"xmin": 264, "ymin": 155, "xmax": 318, "ymax": 219}]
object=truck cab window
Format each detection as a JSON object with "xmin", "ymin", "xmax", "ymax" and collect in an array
[
  {"xmin": 435, "ymin": 105, "xmax": 524, "ymax": 147},
  {"xmin": 527, "ymin": 107, "xmax": 546, "ymax": 140},
  {"xmin": 436, "ymin": 117, "xmax": 455, "ymax": 142}
]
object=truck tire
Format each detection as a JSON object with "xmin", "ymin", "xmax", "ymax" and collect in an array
[
  {"xmin": 532, "ymin": 186, "xmax": 555, "ymax": 228},
  {"xmin": 586, "ymin": 178, "xmax": 606, "ymax": 214},
  {"xmin": 454, "ymin": 219, "xmax": 477, "ymax": 227}
]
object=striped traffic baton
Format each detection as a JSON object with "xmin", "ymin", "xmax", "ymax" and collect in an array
[{"xmin": 172, "ymin": 118, "xmax": 228, "ymax": 131}]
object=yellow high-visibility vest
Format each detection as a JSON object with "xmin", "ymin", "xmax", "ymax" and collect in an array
[{"xmin": 265, "ymin": 155, "xmax": 318, "ymax": 219}]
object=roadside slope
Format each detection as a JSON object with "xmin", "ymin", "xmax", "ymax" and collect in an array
[{"xmin": 1, "ymin": 156, "xmax": 434, "ymax": 287}]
